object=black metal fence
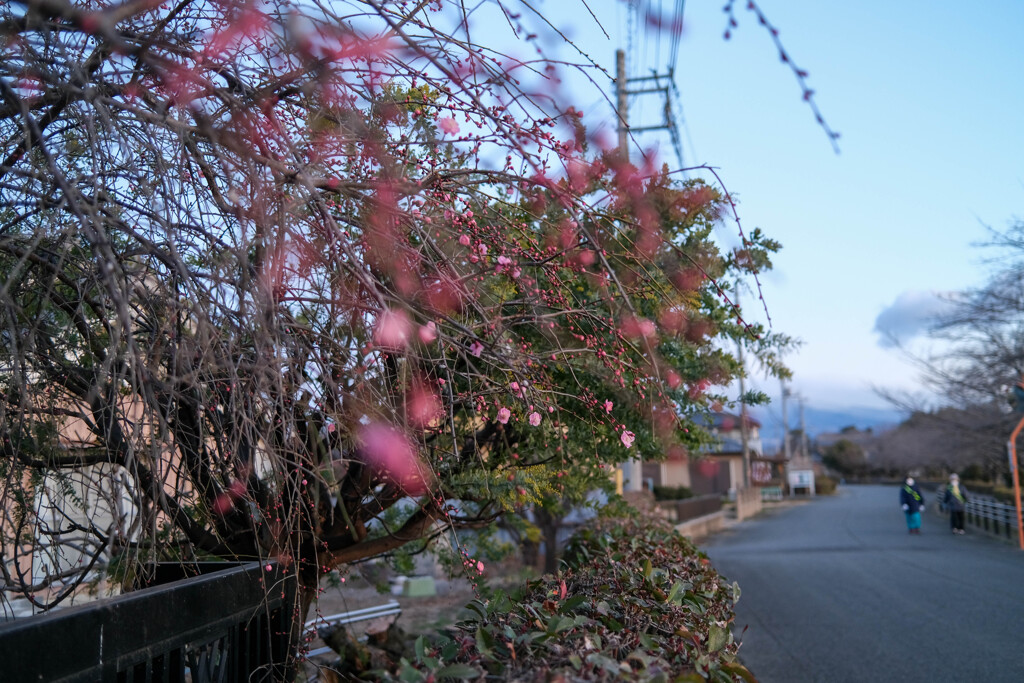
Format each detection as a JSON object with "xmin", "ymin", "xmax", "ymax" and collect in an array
[{"xmin": 0, "ymin": 561, "xmax": 298, "ymax": 682}]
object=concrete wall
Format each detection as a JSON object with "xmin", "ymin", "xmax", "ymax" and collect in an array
[
  {"xmin": 674, "ymin": 511, "xmax": 726, "ymax": 541},
  {"xmin": 735, "ymin": 486, "xmax": 763, "ymax": 521}
]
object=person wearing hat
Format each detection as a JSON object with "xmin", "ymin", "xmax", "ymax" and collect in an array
[
  {"xmin": 899, "ymin": 476, "xmax": 926, "ymax": 534},
  {"xmin": 942, "ymin": 473, "xmax": 969, "ymax": 534}
]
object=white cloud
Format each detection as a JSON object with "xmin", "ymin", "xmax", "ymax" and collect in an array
[{"xmin": 873, "ymin": 290, "xmax": 958, "ymax": 348}]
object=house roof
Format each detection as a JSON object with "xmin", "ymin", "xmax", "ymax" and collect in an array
[{"xmin": 694, "ymin": 411, "xmax": 761, "ymax": 431}]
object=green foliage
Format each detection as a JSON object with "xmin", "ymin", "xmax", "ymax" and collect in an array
[
  {"xmin": 366, "ymin": 513, "xmax": 751, "ymax": 681},
  {"xmin": 821, "ymin": 439, "xmax": 866, "ymax": 476},
  {"xmin": 814, "ymin": 475, "xmax": 838, "ymax": 495}
]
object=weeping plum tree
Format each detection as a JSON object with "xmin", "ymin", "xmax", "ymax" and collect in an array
[{"xmin": 0, "ymin": 0, "xmax": 791, "ymax": 620}]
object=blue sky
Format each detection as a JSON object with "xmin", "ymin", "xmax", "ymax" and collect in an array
[{"xmin": 513, "ymin": 0, "xmax": 1024, "ymax": 415}]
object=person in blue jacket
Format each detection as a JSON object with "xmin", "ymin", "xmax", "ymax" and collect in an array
[{"xmin": 899, "ymin": 476, "xmax": 925, "ymax": 534}]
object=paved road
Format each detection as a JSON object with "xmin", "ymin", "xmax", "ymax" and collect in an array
[{"xmin": 702, "ymin": 485, "xmax": 1024, "ymax": 682}]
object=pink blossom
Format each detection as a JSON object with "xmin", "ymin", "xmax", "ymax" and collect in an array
[
  {"xmin": 438, "ymin": 117, "xmax": 460, "ymax": 135},
  {"xmin": 359, "ymin": 423, "xmax": 428, "ymax": 495},
  {"xmin": 476, "ymin": 560, "xmax": 484, "ymax": 573},
  {"xmin": 373, "ymin": 309, "xmax": 412, "ymax": 350},
  {"xmin": 620, "ymin": 316, "xmax": 657, "ymax": 339},
  {"xmin": 528, "ymin": 411, "xmax": 542, "ymax": 426},
  {"xmin": 212, "ymin": 493, "xmax": 234, "ymax": 515},
  {"xmin": 510, "ymin": 268, "xmax": 521, "ymax": 278},
  {"xmin": 510, "ymin": 381, "xmax": 520, "ymax": 394},
  {"xmin": 477, "ymin": 243, "xmax": 488, "ymax": 255},
  {"xmin": 418, "ymin": 321, "xmax": 438, "ymax": 344},
  {"xmin": 496, "ymin": 407, "xmax": 511, "ymax": 424},
  {"xmin": 408, "ymin": 386, "xmax": 442, "ymax": 427},
  {"xmin": 497, "ymin": 255, "xmax": 511, "ymax": 266},
  {"xmin": 604, "ymin": 400, "xmax": 613, "ymax": 413},
  {"xmin": 469, "ymin": 341, "xmax": 484, "ymax": 357},
  {"xmin": 458, "ymin": 234, "xmax": 471, "ymax": 246},
  {"xmin": 621, "ymin": 430, "xmax": 636, "ymax": 448}
]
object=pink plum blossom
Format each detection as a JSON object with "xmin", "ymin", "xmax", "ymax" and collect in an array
[
  {"xmin": 438, "ymin": 117, "xmax": 460, "ymax": 135},
  {"xmin": 458, "ymin": 234, "xmax": 471, "ymax": 246},
  {"xmin": 373, "ymin": 309, "xmax": 412, "ymax": 350},
  {"xmin": 528, "ymin": 411, "xmax": 542, "ymax": 426},
  {"xmin": 212, "ymin": 493, "xmax": 234, "ymax": 515},
  {"xmin": 604, "ymin": 400, "xmax": 613, "ymax": 413},
  {"xmin": 621, "ymin": 430, "xmax": 635, "ymax": 448},
  {"xmin": 418, "ymin": 321, "xmax": 438, "ymax": 344},
  {"xmin": 359, "ymin": 423, "xmax": 428, "ymax": 495},
  {"xmin": 469, "ymin": 341, "xmax": 484, "ymax": 357},
  {"xmin": 408, "ymin": 386, "xmax": 442, "ymax": 427},
  {"xmin": 620, "ymin": 316, "xmax": 657, "ymax": 339},
  {"xmin": 496, "ymin": 407, "xmax": 511, "ymax": 424}
]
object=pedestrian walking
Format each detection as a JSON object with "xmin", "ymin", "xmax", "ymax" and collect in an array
[
  {"xmin": 900, "ymin": 476, "xmax": 925, "ymax": 534},
  {"xmin": 942, "ymin": 473, "xmax": 969, "ymax": 534}
]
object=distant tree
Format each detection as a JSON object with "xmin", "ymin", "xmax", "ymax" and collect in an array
[
  {"xmin": 871, "ymin": 406, "xmax": 1007, "ymax": 482},
  {"xmin": 878, "ymin": 220, "xmax": 1024, "ymax": 480},
  {"xmin": 821, "ymin": 439, "xmax": 866, "ymax": 477},
  {"xmin": 923, "ymin": 223, "xmax": 1024, "ymax": 405}
]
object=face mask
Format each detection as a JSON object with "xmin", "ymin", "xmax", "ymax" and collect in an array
[{"xmin": 906, "ymin": 478, "xmax": 914, "ymax": 486}]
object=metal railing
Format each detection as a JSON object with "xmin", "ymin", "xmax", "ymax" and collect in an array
[
  {"xmin": 0, "ymin": 561, "xmax": 297, "ymax": 683},
  {"xmin": 963, "ymin": 498, "xmax": 1019, "ymax": 540},
  {"xmin": 302, "ymin": 600, "xmax": 402, "ymax": 659}
]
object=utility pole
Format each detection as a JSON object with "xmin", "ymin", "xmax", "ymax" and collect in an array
[
  {"xmin": 799, "ymin": 397, "xmax": 809, "ymax": 460},
  {"xmin": 616, "ymin": 49, "xmax": 628, "ymax": 159},
  {"xmin": 736, "ymin": 285, "xmax": 750, "ymax": 488},
  {"xmin": 613, "ymin": 50, "xmax": 685, "ymax": 167},
  {"xmin": 781, "ymin": 380, "xmax": 791, "ymax": 461},
  {"xmin": 616, "ymin": 47, "xmax": 644, "ymax": 493}
]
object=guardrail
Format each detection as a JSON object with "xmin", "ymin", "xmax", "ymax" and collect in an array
[
  {"xmin": 963, "ymin": 498, "xmax": 1019, "ymax": 540},
  {"xmin": 302, "ymin": 600, "xmax": 403, "ymax": 659}
]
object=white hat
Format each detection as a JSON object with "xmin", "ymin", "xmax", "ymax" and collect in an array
[{"xmin": 950, "ymin": 473, "xmax": 959, "ymax": 481}]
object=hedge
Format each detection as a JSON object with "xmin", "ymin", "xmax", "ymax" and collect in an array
[{"xmin": 348, "ymin": 512, "xmax": 754, "ymax": 682}]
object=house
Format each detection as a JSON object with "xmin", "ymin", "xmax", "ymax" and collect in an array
[{"xmin": 643, "ymin": 411, "xmax": 763, "ymax": 496}]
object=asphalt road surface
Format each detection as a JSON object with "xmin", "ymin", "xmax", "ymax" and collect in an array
[{"xmin": 702, "ymin": 485, "xmax": 1024, "ymax": 682}]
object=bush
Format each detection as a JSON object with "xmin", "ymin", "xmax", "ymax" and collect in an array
[
  {"xmin": 367, "ymin": 512, "xmax": 752, "ymax": 681},
  {"xmin": 815, "ymin": 475, "xmax": 838, "ymax": 495},
  {"xmin": 652, "ymin": 484, "xmax": 694, "ymax": 501}
]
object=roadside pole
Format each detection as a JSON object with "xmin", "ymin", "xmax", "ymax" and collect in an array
[{"xmin": 1006, "ymin": 416, "xmax": 1024, "ymax": 551}]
